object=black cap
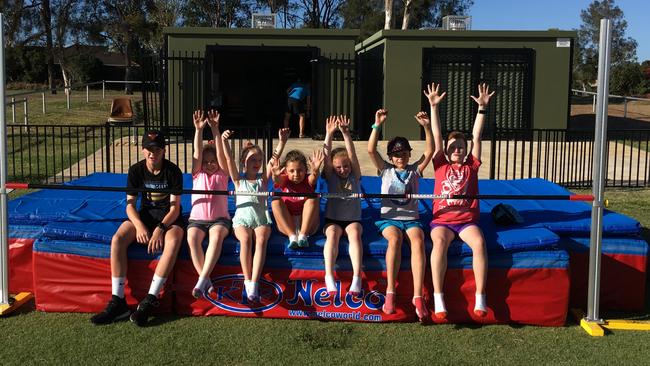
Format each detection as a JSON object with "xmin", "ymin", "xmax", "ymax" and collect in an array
[
  {"xmin": 142, "ymin": 130, "xmax": 166, "ymax": 149},
  {"xmin": 387, "ymin": 136, "xmax": 412, "ymax": 155}
]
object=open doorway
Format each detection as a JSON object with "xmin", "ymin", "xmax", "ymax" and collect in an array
[{"xmin": 205, "ymin": 45, "xmax": 317, "ymax": 136}]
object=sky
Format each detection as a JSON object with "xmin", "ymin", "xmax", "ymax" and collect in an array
[{"xmin": 470, "ymin": 0, "xmax": 650, "ymax": 62}]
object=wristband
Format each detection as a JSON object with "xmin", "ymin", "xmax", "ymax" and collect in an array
[
  {"xmin": 478, "ymin": 109, "xmax": 487, "ymax": 114},
  {"xmin": 371, "ymin": 124, "xmax": 380, "ymax": 130},
  {"xmin": 157, "ymin": 222, "xmax": 168, "ymax": 232}
]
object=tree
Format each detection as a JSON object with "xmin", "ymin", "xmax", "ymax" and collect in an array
[
  {"xmin": 181, "ymin": 0, "xmax": 254, "ymax": 28},
  {"xmin": 610, "ymin": 62, "xmax": 644, "ymax": 95},
  {"xmin": 576, "ymin": 0, "xmax": 638, "ymax": 88},
  {"xmin": 39, "ymin": 0, "xmax": 57, "ymax": 93}
]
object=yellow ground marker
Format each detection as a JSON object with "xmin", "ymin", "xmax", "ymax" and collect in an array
[
  {"xmin": 0, "ymin": 292, "xmax": 34, "ymax": 316},
  {"xmin": 572, "ymin": 308, "xmax": 650, "ymax": 336}
]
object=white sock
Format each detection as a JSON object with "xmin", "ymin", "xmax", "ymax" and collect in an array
[
  {"xmin": 350, "ymin": 276, "xmax": 362, "ymax": 293},
  {"xmin": 251, "ymin": 282, "xmax": 259, "ymax": 298},
  {"xmin": 244, "ymin": 280, "xmax": 255, "ymax": 297},
  {"xmin": 475, "ymin": 293, "xmax": 487, "ymax": 312},
  {"xmin": 325, "ymin": 275, "xmax": 337, "ymax": 292},
  {"xmin": 147, "ymin": 274, "xmax": 166, "ymax": 297},
  {"xmin": 298, "ymin": 234, "xmax": 308, "ymax": 242},
  {"xmin": 289, "ymin": 234, "xmax": 298, "ymax": 243},
  {"xmin": 433, "ymin": 293, "xmax": 446, "ymax": 314},
  {"xmin": 111, "ymin": 276, "xmax": 126, "ymax": 298},
  {"xmin": 194, "ymin": 276, "xmax": 210, "ymax": 291}
]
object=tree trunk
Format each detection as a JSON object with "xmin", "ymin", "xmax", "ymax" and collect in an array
[
  {"xmin": 61, "ymin": 65, "xmax": 71, "ymax": 96},
  {"xmin": 40, "ymin": 0, "xmax": 57, "ymax": 94},
  {"xmin": 124, "ymin": 48, "xmax": 133, "ymax": 95},
  {"xmin": 384, "ymin": 0, "xmax": 393, "ymax": 30},
  {"xmin": 401, "ymin": 0, "xmax": 413, "ymax": 30}
]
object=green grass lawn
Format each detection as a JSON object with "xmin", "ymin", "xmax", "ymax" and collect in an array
[{"xmin": 2, "ymin": 188, "xmax": 649, "ymax": 364}]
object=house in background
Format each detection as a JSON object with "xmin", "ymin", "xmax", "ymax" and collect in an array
[{"xmin": 143, "ymin": 27, "xmax": 575, "ymax": 140}]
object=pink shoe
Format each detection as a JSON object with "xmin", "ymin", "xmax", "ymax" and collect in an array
[
  {"xmin": 382, "ymin": 292, "xmax": 396, "ymax": 314},
  {"xmin": 474, "ymin": 309, "xmax": 487, "ymax": 318},
  {"xmin": 412, "ymin": 296, "xmax": 430, "ymax": 322},
  {"xmin": 434, "ymin": 311, "xmax": 447, "ymax": 320}
]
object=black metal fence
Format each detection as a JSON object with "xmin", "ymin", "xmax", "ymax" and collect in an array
[
  {"xmin": 5, "ymin": 123, "xmax": 650, "ymax": 188},
  {"xmin": 6, "ymin": 123, "xmax": 273, "ymax": 184}
]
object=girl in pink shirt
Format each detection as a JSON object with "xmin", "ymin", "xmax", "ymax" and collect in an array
[
  {"xmin": 188, "ymin": 109, "xmax": 231, "ymax": 298},
  {"xmin": 425, "ymin": 82, "xmax": 494, "ymax": 320}
]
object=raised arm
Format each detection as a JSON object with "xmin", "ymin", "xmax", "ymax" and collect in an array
[
  {"xmin": 267, "ymin": 128, "xmax": 290, "ymax": 181},
  {"xmin": 191, "ymin": 110, "xmax": 206, "ymax": 175},
  {"xmin": 470, "ymin": 83, "xmax": 495, "ymax": 161},
  {"xmin": 423, "ymin": 82, "xmax": 446, "ymax": 159},
  {"xmin": 414, "ymin": 111, "xmax": 434, "ymax": 174},
  {"xmin": 322, "ymin": 116, "xmax": 338, "ymax": 177},
  {"xmin": 338, "ymin": 115, "xmax": 361, "ymax": 179},
  {"xmin": 367, "ymin": 109, "xmax": 388, "ymax": 172},
  {"xmin": 308, "ymin": 149, "xmax": 324, "ymax": 187},
  {"xmin": 207, "ymin": 109, "xmax": 227, "ymax": 173},
  {"xmin": 221, "ymin": 130, "xmax": 240, "ymax": 186},
  {"xmin": 269, "ymin": 157, "xmax": 286, "ymax": 187}
]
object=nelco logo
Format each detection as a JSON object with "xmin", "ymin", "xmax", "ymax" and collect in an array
[{"xmin": 204, "ymin": 275, "xmax": 385, "ymax": 314}]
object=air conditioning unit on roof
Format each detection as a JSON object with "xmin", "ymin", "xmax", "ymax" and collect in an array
[
  {"xmin": 442, "ymin": 15, "xmax": 471, "ymax": 31},
  {"xmin": 252, "ymin": 13, "xmax": 277, "ymax": 29}
]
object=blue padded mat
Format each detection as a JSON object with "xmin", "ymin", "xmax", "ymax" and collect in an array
[
  {"xmin": 559, "ymin": 236, "xmax": 649, "ymax": 256},
  {"xmin": 8, "ymin": 225, "xmax": 43, "ymax": 239},
  {"xmin": 8, "ymin": 173, "xmax": 640, "ymax": 259}
]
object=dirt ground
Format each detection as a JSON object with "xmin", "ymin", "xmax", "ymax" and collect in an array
[{"xmin": 570, "ymin": 100, "xmax": 650, "ymax": 130}]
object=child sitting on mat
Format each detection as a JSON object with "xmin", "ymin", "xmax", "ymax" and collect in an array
[
  {"xmin": 426, "ymin": 82, "xmax": 494, "ymax": 319},
  {"xmin": 187, "ymin": 109, "xmax": 231, "ymax": 298},
  {"xmin": 367, "ymin": 107, "xmax": 434, "ymax": 322},
  {"xmin": 271, "ymin": 148, "xmax": 323, "ymax": 249},
  {"xmin": 322, "ymin": 115, "xmax": 363, "ymax": 297},
  {"xmin": 221, "ymin": 128, "xmax": 289, "ymax": 302}
]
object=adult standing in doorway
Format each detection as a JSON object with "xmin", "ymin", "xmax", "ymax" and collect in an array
[{"xmin": 283, "ymin": 78, "xmax": 311, "ymax": 138}]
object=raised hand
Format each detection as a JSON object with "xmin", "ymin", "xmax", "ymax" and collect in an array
[
  {"xmin": 471, "ymin": 83, "xmax": 495, "ymax": 108},
  {"xmin": 206, "ymin": 109, "xmax": 220, "ymax": 130},
  {"xmin": 423, "ymin": 82, "xmax": 446, "ymax": 107},
  {"xmin": 414, "ymin": 111, "xmax": 430, "ymax": 127},
  {"xmin": 269, "ymin": 157, "xmax": 283, "ymax": 177},
  {"xmin": 221, "ymin": 130, "xmax": 234, "ymax": 141},
  {"xmin": 310, "ymin": 149, "xmax": 324, "ymax": 173},
  {"xmin": 279, "ymin": 128, "xmax": 290, "ymax": 143},
  {"xmin": 338, "ymin": 115, "xmax": 351, "ymax": 134},
  {"xmin": 374, "ymin": 109, "xmax": 388, "ymax": 126},
  {"xmin": 326, "ymin": 116, "xmax": 338, "ymax": 134},
  {"xmin": 193, "ymin": 110, "xmax": 206, "ymax": 130}
]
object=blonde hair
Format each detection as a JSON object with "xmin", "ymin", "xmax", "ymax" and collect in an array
[
  {"xmin": 239, "ymin": 141, "xmax": 263, "ymax": 168},
  {"xmin": 330, "ymin": 147, "xmax": 349, "ymax": 162}
]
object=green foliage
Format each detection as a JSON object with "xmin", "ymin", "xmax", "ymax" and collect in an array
[
  {"xmin": 575, "ymin": 0, "xmax": 638, "ymax": 90},
  {"xmin": 5, "ymin": 46, "xmax": 49, "ymax": 84},
  {"xmin": 67, "ymin": 55, "xmax": 104, "ymax": 84},
  {"xmin": 181, "ymin": 0, "xmax": 255, "ymax": 27},
  {"xmin": 610, "ymin": 62, "xmax": 645, "ymax": 95}
]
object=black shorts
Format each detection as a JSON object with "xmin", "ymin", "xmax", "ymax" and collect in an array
[
  {"xmin": 287, "ymin": 97, "xmax": 305, "ymax": 115},
  {"xmin": 323, "ymin": 217, "xmax": 361, "ymax": 233},
  {"xmin": 138, "ymin": 208, "xmax": 187, "ymax": 232},
  {"xmin": 188, "ymin": 217, "xmax": 232, "ymax": 235}
]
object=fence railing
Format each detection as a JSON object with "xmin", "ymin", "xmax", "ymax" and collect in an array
[
  {"xmin": 4, "ymin": 80, "xmax": 146, "ymax": 126},
  {"xmin": 5, "ymin": 124, "xmax": 650, "ymax": 188},
  {"xmin": 572, "ymin": 89, "xmax": 650, "ymax": 118},
  {"xmin": 489, "ymin": 128, "xmax": 650, "ymax": 188},
  {"xmin": 6, "ymin": 123, "xmax": 273, "ymax": 184}
]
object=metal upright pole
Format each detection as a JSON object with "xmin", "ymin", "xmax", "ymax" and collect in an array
[
  {"xmin": 1, "ymin": 13, "xmax": 11, "ymax": 306},
  {"xmin": 586, "ymin": 18, "xmax": 612, "ymax": 323}
]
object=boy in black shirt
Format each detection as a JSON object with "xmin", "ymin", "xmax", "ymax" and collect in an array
[{"xmin": 91, "ymin": 130, "xmax": 185, "ymax": 326}]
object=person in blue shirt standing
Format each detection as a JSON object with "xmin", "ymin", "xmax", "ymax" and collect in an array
[{"xmin": 283, "ymin": 78, "xmax": 311, "ymax": 138}]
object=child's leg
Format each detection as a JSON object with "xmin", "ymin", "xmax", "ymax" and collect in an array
[
  {"xmin": 234, "ymin": 226, "xmax": 253, "ymax": 281},
  {"xmin": 405, "ymin": 227, "xmax": 425, "ymax": 298},
  {"xmin": 186, "ymin": 227, "xmax": 207, "ymax": 275},
  {"xmin": 151, "ymin": 226, "xmax": 184, "ymax": 293},
  {"xmin": 251, "ymin": 225, "xmax": 272, "ymax": 283},
  {"xmin": 300, "ymin": 198, "xmax": 320, "ymax": 236},
  {"xmin": 198, "ymin": 225, "xmax": 229, "ymax": 280},
  {"xmin": 324, "ymin": 224, "xmax": 343, "ymax": 279},
  {"xmin": 110, "ymin": 221, "xmax": 137, "ymax": 278},
  {"xmin": 271, "ymin": 199, "xmax": 297, "ymax": 237},
  {"xmin": 345, "ymin": 223, "xmax": 364, "ymax": 295},
  {"xmin": 458, "ymin": 225, "xmax": 488, "ymax": 316},
  {"xmin": 381, "ymin": 226, "xmax": 403, "ymax": 294},
  {"xmin": 430, "ymin": 226, "xmax": 455, "ymax": 317}
]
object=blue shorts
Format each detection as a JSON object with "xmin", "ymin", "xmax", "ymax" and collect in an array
[{"xmin": 375, "ymin": 219, "xmax": 423, "ymax": 233}]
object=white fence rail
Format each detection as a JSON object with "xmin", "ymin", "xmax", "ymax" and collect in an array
[{"xmin": 572, "ymin": 89, "xmax": 650, "ymax": 118}]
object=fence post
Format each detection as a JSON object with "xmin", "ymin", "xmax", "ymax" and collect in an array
[
  {"xmin": 592, "ymin": 95, "xmax": 596, "ymax": 113},
  {"xmin": 623, "ymin": 97, "xmax": 628, "ymax": 118},
  {"xmin": 86, "ymin": 85, "xmax": 89, "ymax": 103},
  {"xmin": 266, "ymin": 123, "xmax": 273, "ymax": 160},
  {"xmin": 489, "ymin": 120, "xmax": 497, "ymax": 179},
  {"xmin": 11, "ymin": 97, "xmax": 15, "ymax": 124},
  {"xmin": 66, "ymin": 88, "xmax": 70, "ymax": 110},
  {"xmin": 23, "ymin": 98, "xmax": 28, "ymax": 131},
  {"xmin": 102, "ymin": 81, "xmax": 105, "ymax": 99},
  {"xmin": 42, "ymin": 92, "xmax": 46, "ymax": 114},
  {"xmin": 105, "ymin": 122, "xmax": 111, "ymax": 173}
]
